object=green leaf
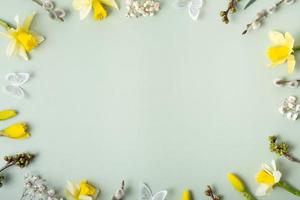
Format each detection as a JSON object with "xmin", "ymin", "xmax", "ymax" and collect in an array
[{"xmin": 244, "ymin": 0, "xmax": 257, "ymax": 9}]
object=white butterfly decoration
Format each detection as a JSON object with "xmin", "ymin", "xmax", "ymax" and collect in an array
[
  {"xmin": 174, "ymin": 0, "xmax": 203, "ymax": 20},
  {"xmin": 3, "ymin": 72, "xmax": 30, "ymax": 99},
  {"xmin": 140, "ymin": 183, "xmax": 167, "ymax": 200}
]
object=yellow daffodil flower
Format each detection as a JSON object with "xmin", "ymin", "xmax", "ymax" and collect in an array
[
  {"xmin": 255, "ymin": 160, "xmax": 282, "ymax": 196},
  {"xmin": 0, "ymin": 110, "xmax": 17, "ymax": 120},
  {"xmin": 0, "ymin": 122, "xmax": 30, "ymax": 139},
  {"xmin": 182, "ymin": 190, "xmax": 191, "ymax": 200},
  {"xmin": 73, "ymin": 0, "xmax": 119, "ymax": 20},
  {"xmin": 267, "ymin": 31, "xmax": 297, "ymax": 74},
  {"xmin": 66, "ymin": 180, "xmax": 99, "ymax": 200},
  {"xmin": 0, "ymin": 13, "xmax": 44, "ymax": 61}
]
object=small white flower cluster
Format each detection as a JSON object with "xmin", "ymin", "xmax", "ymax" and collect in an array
[
  {"xmin": 243, "ymin": 0, "xmax": 296, "ymax": 34},
  {"xmin": 125, "ymin": 0, "xmax": 160, "ymax": 18},
  {"xmin": 279, "ymin": 96, "xmax": 300, "ymax": 121},
  {"xmin": 41, "ymin": 0, "xmax": 66, "ymax": 21},
  {"xmin": 21, "ymin": 173, "xmax": 64, "ymax": 200},
  {"xmin": 273, "ymin": 78, "xmax": 300, "ymax": 89}
]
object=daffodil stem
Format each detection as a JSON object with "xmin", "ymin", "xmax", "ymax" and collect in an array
[
  {"xmin": 294, "ymin": 46, "xmax": 300, "ymax": 52},
  {"xmin": 277, "ymin": 181, "xmax": 300, "ymax": 197},
  {"xmin": 0, "ymin": 19, "xmax": 12, "ymax": 31},
  {"xmin": 242, "ymin": 191, "xmax": 256, "ymax": 200}
]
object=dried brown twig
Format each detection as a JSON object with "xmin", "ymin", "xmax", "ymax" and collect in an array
[
  {"xmin": 204, "ymin": 185, "xmax": 221, "ymax": 200},
  {"xmin": 220, "ymin": 0, "xmax": 241, "ymax": 24}
]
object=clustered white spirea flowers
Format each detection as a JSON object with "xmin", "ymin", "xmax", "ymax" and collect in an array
[
  {"xmin": 21, "ymin": 173, "xmax": 64, "ymax": 200},
  {"xmin": 125, "ymin": 0, "xmax": 160, "ymax": 18},
  {"xmin": 279, "ymin": 96, "xmax": 300, "ymax": 121}
]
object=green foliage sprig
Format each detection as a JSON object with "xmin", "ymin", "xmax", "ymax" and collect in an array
[{"xmin": 269, "ymin": 136, "xmax": 300, "ymax": 164}]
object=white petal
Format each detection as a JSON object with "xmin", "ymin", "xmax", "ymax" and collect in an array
[
  {"xmin": 188, "ymin": 0, "xmax": 203, "ymax": 20},
  {"xmin": 18, "ymin": 46, "xmax": 29, "ymax": 61},
  {"xmin": 271, "ymin": 160, "xmax": 277, "ymax": 171},
  {"xmin": 0, "ymin": 31, "xmax": 13, "ymax": 39},
  {"xmin": 153, "ymin": 191, "xmax": 167, "ymax": 200},
  {"xmin": 273, "ymin": 171, "xmax": 282, "ymax": 183},
  {"xmin": 173, "ymin": 0, "xmax": 189, "ymax": 9},
  {"xmin": 32, "ymin": 32, "xmax": 45, "ymax": 44},
  {"xmin": 79, "ymin": 6, "xmax": 92, "ymax": 20},
  {"xmin": 140, "ymin": 183, "xmax": 153, "ymax": 200},
  {"xmin": 5, "ymin": 72, "xmax": 30, "ymax": 86},
  {"xmin": 3, "ymin": 85, "xmax": 24, "ymax": 99},
  {"xmin": 66, "ymin": 181, "xmax": 77, "ymax": 195},
  {"xmin": 6, "ymin": 40, "xmax": 18, "ymax": 57},
  {"xmin": 79, "ymin": 195, "xmax": 93, "ymax": 200},
  {"xmin": 14, "ymin": 15, "xmax": 20, "ymax": 28},
  {"xmin": 261, "ymin": 163, "xmax": 273, "ymax": 175},
  {"xmin": 256, "ymin": 184, "xmax": 272, "ymax": 196}
]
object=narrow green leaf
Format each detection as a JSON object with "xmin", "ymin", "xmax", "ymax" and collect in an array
[{"xmin": 244, "ymin": 0, "xmax": 257, "ymax": 9}]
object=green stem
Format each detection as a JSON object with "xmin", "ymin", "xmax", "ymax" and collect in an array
[
  {"xmin": 276, "ymin": 181, "xmax": 300, "ymax": 197},
  {"xmin": 294, "ymin": 45, "xmax": 300, "ymax": 52},
  {"xmin": 0, "ymin": 162, "xmax": 15, "ymax": 173},
  {"xmin": 0, "ymin": 19, "xmax": 11, "ymax": 31},
  {"xmin": 242, "ymin": 191, "xmax": 257, "ymax": 200}
]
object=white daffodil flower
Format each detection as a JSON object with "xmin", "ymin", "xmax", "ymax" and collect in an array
[{"xmin": 255, "ymin": 160, "xmax": 282, "ymax": 196}]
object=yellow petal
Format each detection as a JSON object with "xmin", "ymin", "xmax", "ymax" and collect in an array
[
  {"xmin": 287, "ymin": 54, "xmax": 296, "ymax": 74},
  {"xmin": 23, "ymin": 13, "xmax": 36, "ymax": 32},
  {"xmin": 267, "ymin": 46, "xmax": 290, "ymax": 66},
  {"xmin": 92, "ymin": 0, "xmax": 107, "ymax": 20},
  {"xmin": 269, "ymin": 31, "xmax": 286, "ymax": 45},
  {"xmin": 256, "ymin": 170, "xmax": 275, "ymax": 185},
  {"xmin": 99, "ymin": 0, "xmax": 119, "ymax": 9},
  {"xmin": 182, "ymin": 190, "xmax": 191, "ymax": 200},
  {"xmin": 285, "ymin": 32, "xmax": 294, "ymax": 49},
  {"xmin": 227, "ymin": 173, "xmax": 246, "ymax": 193},
  {"xmin": 1, "ymin": 122, "xmax": 30, "ymax": 139},
  {"xmin": 0, "ymin": 110, "xmax": 17, "ymax": 120}
]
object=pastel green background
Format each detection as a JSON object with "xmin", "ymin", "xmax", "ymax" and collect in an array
[{"xmin": 0, "ymin": 0, "xmax": 300, "ymax": 199}]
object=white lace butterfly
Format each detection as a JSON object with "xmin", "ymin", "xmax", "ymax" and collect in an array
[
  {"xmin": 140, "ymin": 183, "xmax": 167, "ymax": 200},
  {"xmin": 174, "ymin": 0, "xmax": 203, "ymax": 20},
  {"xmin": 4, "ymin": 72, "xmax": 30, "ymax": 99}
]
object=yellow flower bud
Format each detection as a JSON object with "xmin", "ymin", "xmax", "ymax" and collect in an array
[
  {"xmin": 0, "ymin": 123, "xmax": 30, "ymax": 139},
  {"xmin": 0, "ymin": 110, "xmax": 17, "ymax": 120},
  {"xmin": 227, "ymin": 173, "xmax": 246, "ymax": 193},
  {"xmin": 182, "ymin": 190, "xmax": 191, "ymax": 200}
]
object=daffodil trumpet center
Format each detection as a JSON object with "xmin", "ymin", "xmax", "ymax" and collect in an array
[
  {"xmin": 15, "ymin": 31, "xmax": 39, "ymax": 52},
  {"xmin": 0, "ymin": 18, "xmax": 13, "ymax": 31},
  {"xmin": 276, "ymin": 181, "xmax": 300, "ymax": 197}
]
